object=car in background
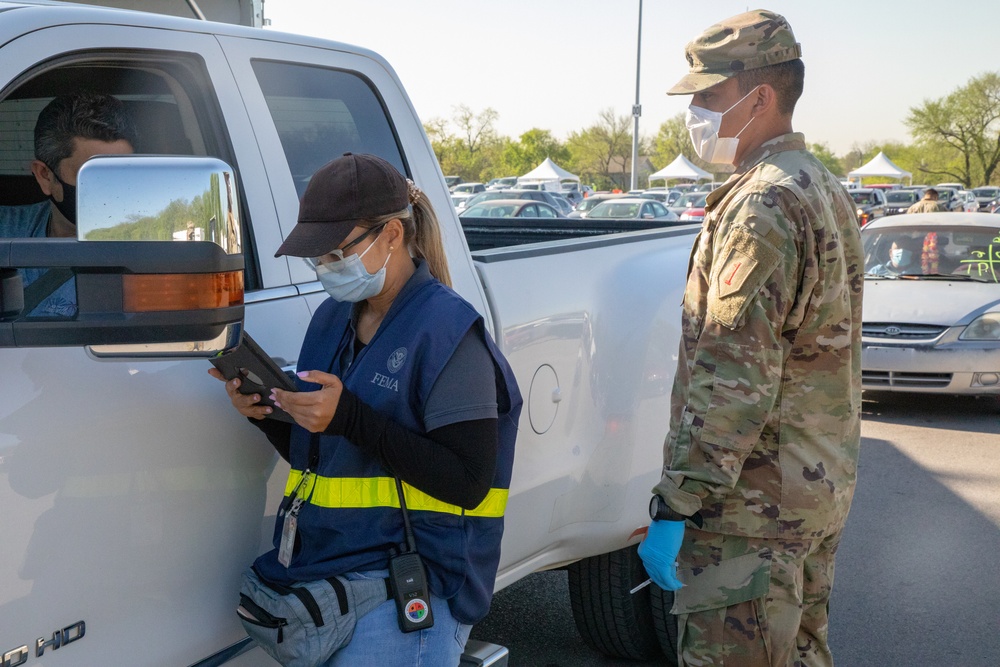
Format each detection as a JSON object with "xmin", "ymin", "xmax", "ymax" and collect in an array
[
  {"xmin": 560, "ymin": 182, "xmax": 584, "ymax": 205},
  {"xmin": 956, "ymin": 190, "xmax": 979, "ymax": 213},
  {"xmin": 849, "ymin": 188, "xmax": 887, "ymax": 226},
  {"xmin": 884, "ymin": 189, "xmax": 922, "ymax": 216},
  {"xmin": 668, "ymin": 192, "xmax": 708, "ymax": 221},
  {"xmin": 486, "ymin": 176, "xmax": 518, "ymax": 191},
  {"xmin": 936, "ymin": 182, "xmax": 965, "ymax": 191},
  {"xmin": 861, "ymin": 212, "xmax": 1000, "ymax": 395},
  {"xmin": 452, "ymin": 193, "xmax": 476, "ymax": 212},
  {"xmin": 934, "ymin": 187, "xmax": 964, "ymax": 212},
  {"xmin": 866, "ymin": 183, "xmax": 902, "ymax": 192},
  {"xmin": 586, "ymin": 197, "xmax": 679, "ymax": 222},
  {"xmin": 459, "ymin": 199, "xmax": 561, "ymax": 219},
  {"xmin": 567, "ymin": 192, "xmax": 626, "ymax": 218},
  {"xmin": 444, "ymin": 175, "xmax": 462, "ymax": 189},
  {"xmin": 464, "ymin": 189, "xmax": 567, "ymax": 214},
  {"xmin": 972, "ymin": 186, "xmax": 1000, "ymax": 211},
  {"xmin": 637, "ymin": 189, "xmax": 682, "ymax": 205},
  {"xmin": 549, "ymin": 194, "xmax": 575, "ymax": 216},
  {"xmin": 452, "ymin": 182, "xmax": 486, "ymax": 195}
]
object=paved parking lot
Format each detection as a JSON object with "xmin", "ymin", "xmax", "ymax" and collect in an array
[{"xmin": 472, "ymin": 392, "xmax": 1000, "ymax": 666}]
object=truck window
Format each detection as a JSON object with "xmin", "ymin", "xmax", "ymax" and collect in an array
[
  {"xmin": 0, "ymin": 55, "xmax": 260, "ymax": 291},
  {"xmin": 250, "ymin": 60, "xmax": 407, "ymax": 198}
]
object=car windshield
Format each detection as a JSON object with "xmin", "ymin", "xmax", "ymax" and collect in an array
[
  {"xmin": 862, "ymin": 224, "xmax": 1000, "ymax": 281},
  {"xmin": 675, "ymin": 193, "xmax": 707, "ymax": 207},
  {"xmin": 589, "ymin": 202, "xmax": 642, "ymax": 218},
  {"xmin": 851, "ymin": 192, "xmax": 875, "ymax": 205},
  {"xmin": 886, "ymin": 191, "xmax": 918, "ymax": 204},
  {"xmin": 973, "ymin": 187, "xmax": 999, "ymax": 197}
]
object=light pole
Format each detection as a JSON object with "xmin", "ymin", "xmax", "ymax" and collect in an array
[{"xmin": 630, "ymin": 0, "xmax": 643, "ymax": 191}]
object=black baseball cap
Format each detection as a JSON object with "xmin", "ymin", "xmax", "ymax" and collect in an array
[{"xmin": 274, "ymin": 152, "xmax": 408, "ymax": 257}]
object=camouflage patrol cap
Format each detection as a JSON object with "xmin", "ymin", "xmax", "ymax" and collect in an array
[{"xmin": 667, "ymin": 9, "xmax": 802, "ymax": 95}]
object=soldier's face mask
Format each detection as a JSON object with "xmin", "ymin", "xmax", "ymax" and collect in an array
[{"xmin": 685, "ymin": 86, "xmax": 760, "ymax": 165}]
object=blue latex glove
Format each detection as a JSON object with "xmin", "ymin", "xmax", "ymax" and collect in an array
[{"xmin": 637, "ymin": 520, "xmax": 685, "ymax": 591}]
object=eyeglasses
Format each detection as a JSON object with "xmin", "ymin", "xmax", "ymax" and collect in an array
[{"xmin": 304, "ymin": 223, "xmax": 387, "ymax": 269}]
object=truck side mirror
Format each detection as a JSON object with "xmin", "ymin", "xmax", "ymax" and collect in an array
[{"xmin": 0, "ymin": 156, "xmax": 244, "ymax": 355}]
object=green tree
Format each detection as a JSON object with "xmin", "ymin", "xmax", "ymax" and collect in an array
[
  {"xmin": 906, "ymin": 72, "xmax": 1000, "ymax": 187},
  {"xmin": 493, "ymin": 128, "xmax": 569, "ymax": 179},
  {"xmin": 423, "ymin": 105, "xmax": 503, "ymax": 182},
  {"xmin": 809, "ymin": 142, "xmax": 843, "ymax": 177},
  {"xmin": 566, "ymin": 108, "xmax": 634, "ymax": 190}
]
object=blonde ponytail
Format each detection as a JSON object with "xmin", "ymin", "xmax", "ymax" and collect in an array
[{"xmin": 406, "ymin": 184, "xmax": 451, "ymax": 287}]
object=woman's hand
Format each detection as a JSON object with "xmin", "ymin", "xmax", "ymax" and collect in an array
[
  {"xmin": 272, "ymin": 370, "xmax": 343, "ymax": 433},
  {"xmin": 207, "ymin": 367, "xmax": 274, "ymax": 420}
]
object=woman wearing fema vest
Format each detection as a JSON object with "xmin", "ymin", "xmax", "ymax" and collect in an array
[{"xmin": 211, "ymin": 153, "xmax": 521, "ymax": 665}]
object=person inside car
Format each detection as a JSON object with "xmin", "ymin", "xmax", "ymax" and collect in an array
[
  {"xmin": 869, "ymin": 236, "xmax": 921, "ymax": 276},
  {"xmin": 0, "ymin": 93, "xmax": 136, "ymax": 316}
]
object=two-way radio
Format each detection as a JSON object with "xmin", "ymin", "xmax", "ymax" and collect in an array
[{"xmin": 388, "ymin": 477, "xmax": 434, "ymax": 633}]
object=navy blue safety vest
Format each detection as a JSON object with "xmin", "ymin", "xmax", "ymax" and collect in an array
[{"xmin": 255, "ymin": 263, "xmax": 521, "ymax": 624}]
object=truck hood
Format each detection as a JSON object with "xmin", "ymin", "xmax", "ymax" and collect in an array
[{"xmin": 863, "ymin": 278, "xmax": 1000, "ymax": 325}]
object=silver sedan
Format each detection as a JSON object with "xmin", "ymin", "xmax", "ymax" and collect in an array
[{"xmin": 862, "ymin": 213, "xmax": 1000, "ymax": 394}]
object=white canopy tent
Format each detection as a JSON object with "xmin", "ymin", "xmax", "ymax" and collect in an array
[
  {"xmin": 517, "ymin": 158, "xmax": 579, "ymax": 185},
  {"xmin": 648, "ymin": 154, "xmax": 712, "ymax": 185},
  {"xmin": 847, "ymin": 152, "xmax": 912, "ymax": 184}
]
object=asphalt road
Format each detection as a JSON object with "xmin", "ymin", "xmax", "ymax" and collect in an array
[{"xmin": 471, "ymin": 391, "xmax": 1000, "ymax": 666}]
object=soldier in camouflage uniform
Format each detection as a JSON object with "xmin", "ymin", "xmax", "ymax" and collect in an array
[
  {"xmin": 907, "ymin": 187, "xmax": 946, "ymax": 213},
  {"xmin": 637, "ymin": 10, "xmax": 863, "ymax": 666}
]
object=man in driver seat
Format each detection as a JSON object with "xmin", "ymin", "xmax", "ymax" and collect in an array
[{"xmin": 0, "ymin": 93, "xmax": 135, "ymax": 316}]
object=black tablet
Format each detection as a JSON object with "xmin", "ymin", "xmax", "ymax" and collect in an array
[{"xmin": 210, "ymin": 331, "xmax": 297, "ymax": 423}]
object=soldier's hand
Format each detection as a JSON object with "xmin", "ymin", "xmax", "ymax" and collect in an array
[{"xmin": 638, "ymin": 520, "xmax": 686, "ymax": 591}]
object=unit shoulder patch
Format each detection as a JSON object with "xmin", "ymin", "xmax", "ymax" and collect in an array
[{"xmin": 708, "ymin": 225, "xmax": 782, "ymax": 329}]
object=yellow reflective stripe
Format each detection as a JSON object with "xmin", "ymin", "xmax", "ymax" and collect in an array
[{"xmin": 284, "ymin": 471, "xmax": 508, "ymax": 518}]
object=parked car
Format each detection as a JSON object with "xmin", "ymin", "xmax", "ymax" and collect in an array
[
  {"xmin": 636, "ymin": 189, "xmax": 681, "ymax": 205},
  {"xmin": 459, "ymin": 199, "xmax": 561, "ymax": 219},
  {"xmin": 668, "ymin": 192, "xmax": 708, "ymax": 220},
  {"xmin": 934, "ymin": 187, "xmax": 964, "ymax": 212},
  {"xmin": 956, "ymin": 190, "xmax": 980, "ymax": 213},
  {"xmin": 861, "ymin": 212, "xmax": 1000, "ymax": 395},
  {"xmin": 585, "ymin": 197, "xmax": 680, "ymax": 222},
  {"xmin": 936, "ymin": 182, "xmax": 966, "ymax": 190},
  {"xmin": 883, "ymin": 189, "xmax": 922, "ymax": 216},
  {"xmin": 972, "ymin": 186, "xmax": 1000, "ymax": 211},
  {"xmin": 866, "ymin": 183, "xmax": 902, "ymax": 192},
  {"xmin": 486, "ymin": 176, "xmax": 518, "ymax": 191},
  {"xmin": 464, "ymin": 189, "xmax": 567, "ymax": 214},
  {"xmin": 549, "ymin": 194, "xmax": 575, "ymax": 216},
  {"xmin": 452, "ymin": 193, "xmax": 476, "ymax": 211},
  {"xmin": 560, "ymin": 183, "xmax": 584, "ymax": 205},
  {"xmin": 567, "ymin": 192, "xmax": 626, "ymax": 218},
  {"xmin": 444, "ymin": 175, "xmax": 462, "ymax": 189},
  {"xmin": 849, "ymin": 188, "xmax": 887, "ymax": 226},
  {"xmin": 452, "ymin": 181, "xmax": 485, "ymax": 195}
]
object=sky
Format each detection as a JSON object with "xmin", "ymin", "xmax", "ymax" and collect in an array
[{"xmin": 262, "ymin": 0, "xmax": 1000, "ymax": 158}]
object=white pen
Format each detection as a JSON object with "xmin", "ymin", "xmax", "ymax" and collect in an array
[{"xmin": 630, "ymin": 578, "xmax": 651, "ymax": 594}]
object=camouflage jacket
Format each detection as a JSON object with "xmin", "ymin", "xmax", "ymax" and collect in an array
[
  {"xmin": 906, "ymin": 199, "xmax": 945, "ymax": 214},
  {"xmin": 652, "ymin": 133, "xmax": 863, "ymax": 539}
]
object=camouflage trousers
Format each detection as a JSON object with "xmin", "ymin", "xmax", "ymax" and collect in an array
[{"xmin": 669, "ymin": 527, "xmax": 842, "ymax": 667}]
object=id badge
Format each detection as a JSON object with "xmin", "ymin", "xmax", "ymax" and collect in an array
[{"xmin": 278, "ymin": 511, "xmax": 298, "ymax": 568}]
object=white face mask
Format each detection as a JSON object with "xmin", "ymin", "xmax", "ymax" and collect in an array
[
  {"xmin": 307, "ymin": 231, "xmax": 391, "ymax": 302},
  {"xmin": 685, "ymin": 87, "xmax": 759, "ymax": 165},
  {"xmin": 891, "ymin": 248, "xmax": 912, "ymax": 267}
]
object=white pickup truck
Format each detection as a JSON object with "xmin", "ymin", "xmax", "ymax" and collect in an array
[{"xmin": 0, "ymin": 2, "xmax": 697, "ymax": 665}]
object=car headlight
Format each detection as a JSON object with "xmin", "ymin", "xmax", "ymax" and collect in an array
[{"xmin": 960, "ymin": 313, "xmax": 1000, "ymax": 340}]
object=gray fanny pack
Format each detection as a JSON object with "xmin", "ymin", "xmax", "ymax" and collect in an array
[{"xmin": 237, "ymin": 565, "xmax": 390, "ymax": 666}]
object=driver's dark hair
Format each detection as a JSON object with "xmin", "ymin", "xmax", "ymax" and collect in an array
[
  {"xmin": 34, "ymin": 93, "xmax": 138, "ymax": 171},
  {"xmin": 735, "ymin": 59, "xmax": 805, "ymax": 116}
]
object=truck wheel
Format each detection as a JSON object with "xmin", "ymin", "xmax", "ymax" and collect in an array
[
  {"xmin": 650, "ymin": 585, "xmax": 680, "ymax": 666},
  {"xmin": 567, "ymin": 545, "xmax": 662, "ymax": 660}
]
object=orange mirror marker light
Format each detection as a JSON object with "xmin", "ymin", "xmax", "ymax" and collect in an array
[{"xmin": 123, "ymin": 271, "xmax": 244, "ymax": 312}]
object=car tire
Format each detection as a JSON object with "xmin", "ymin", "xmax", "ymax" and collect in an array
[
  {"xmin": 567, "ymin": 545, "xmax": 662, "ymax": 660},
  {"xmin": 650, "ymin": 584, "xmax": 680, "ymax": 666}
]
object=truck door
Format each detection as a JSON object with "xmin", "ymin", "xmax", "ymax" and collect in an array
[{"xmin": 0, "ymin": 24, "xmax": 299, "ymax": 666}]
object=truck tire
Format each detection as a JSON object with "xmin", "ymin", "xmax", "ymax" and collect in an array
[
  {"xmin": 567, "ymin": 545, "xmax": 662, "ymax": 660},
  {"xmin": 650, "ymin": 585, "xmax": 680, "ymax": 666}
]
